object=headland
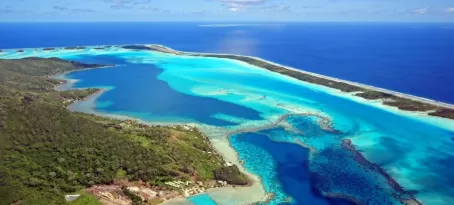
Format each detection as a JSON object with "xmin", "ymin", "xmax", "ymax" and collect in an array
[{"xmin": 0, "ymin": 57, "xmax": 263, "ymax": 205}]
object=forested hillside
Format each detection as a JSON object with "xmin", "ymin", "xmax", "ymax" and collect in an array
[{"xmin": 0, "ymin": 58, "xmax": 243, "ymax": 205}]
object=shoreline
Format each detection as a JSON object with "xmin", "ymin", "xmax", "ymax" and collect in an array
[
  {"xmin": 7, "ymin": 44, "xmax": 452, "ymax": 123},
  {"xmin": 3, "ymin": 45, "xmax": 452, "ymax": 204},
  {"xmin": 222, "ymin": 113, "xmax": 402, "ymax": 205},
  {"xmin": 48, "ymin": 50, "xmax": 425, "ymax": 205},
  {"xmin": 54, "ymin": 73, "xmax": 270, "ymax": 205}
]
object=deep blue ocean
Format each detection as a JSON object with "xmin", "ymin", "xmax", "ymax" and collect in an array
[{"xmin": 1, "ymin": 22, "xmax": 453, "ymax": 103}]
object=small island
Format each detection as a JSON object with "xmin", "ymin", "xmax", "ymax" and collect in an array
[
  {"xmin": 42, "ymin": 47, "xmax": 56, "ymax": 51},
  {"xmin": 122, "ymin": 45, "xmax": 154, "ymax": 50},
  {"xmin": 64, "ymin": 46, "xmax": 86, "ymax": 50}
]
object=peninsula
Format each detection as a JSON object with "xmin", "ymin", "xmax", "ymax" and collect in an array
[{"xmin": 0, "ymin": 57, "xmax": 249, "ymax": 205}]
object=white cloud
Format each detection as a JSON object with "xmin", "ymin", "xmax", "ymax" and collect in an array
[
  {"xmin": 220, "ymin": 0, "xmax": 265, "ymax": 3},
  {"xmin": 446, "ymin": 7, "xmax": 454, "ymax": 12},
  {"xmin": 219, "ymin": 0, "xmax": 266, "ymax": 12},
  {"xmin": 413, "ymin": 7, "xmax": 428, "ymax": 14}
]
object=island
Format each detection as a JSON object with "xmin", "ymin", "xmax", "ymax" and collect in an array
[
  {"xmin": 122, "ymin": 45, "xmax": 154, "ymax": 50},
  {"xmin": 0, "ymin": 57, "xmax": 249, "ymax": 205},
  {"xmin": 122, "ymin": 44, "xmax": 454, "ymax": 120},
  {"xmin": 42, "ymin": 47, "xmax": 56, "ymax": 51},
  {"xmin": 64, "ymin": 46, "xmax": 87, "ymax": 50}
]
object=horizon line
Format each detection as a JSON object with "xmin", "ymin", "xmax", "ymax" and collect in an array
[{"xmin": 1, "ymin": 20, "xmax": 454, "ymax": 24}]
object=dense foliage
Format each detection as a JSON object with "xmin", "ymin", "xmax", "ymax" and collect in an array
[
  {"xmin": 213, "ymin": 166, "xmax": 249, "ymax": 185},
  {"xmin": 121, "ymin": 186, "xmax": 143, "ymax": 205},
  {"xmin": 0, "ymin": 58, "xmax": 233, "ymax": 204}
]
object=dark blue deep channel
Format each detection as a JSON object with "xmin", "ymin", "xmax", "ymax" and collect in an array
[
  {"xmin": 66, "ymin": 55, "xmax": 262, "ymax": 126},
  {"xmin": 231, "ymin": 132, "xmax": 356, "ymax": 205}
]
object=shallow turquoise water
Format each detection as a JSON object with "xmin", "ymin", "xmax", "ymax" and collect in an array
[
  {"xmin": 1, "ymin": 47, "xmax": 454, "ymax": 205},
  {"xmin": 189, "ymin": 194, "xmax": 218, "ymax": 205}
]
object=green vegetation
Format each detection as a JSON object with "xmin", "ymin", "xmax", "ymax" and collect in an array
[
  {"xmin": 116, "ymin": 169, "xmax": 128, "ymax": 180},
  {"xmin": 355, "ymin": 90, "xmax": 394, "ymax": 100},
  {"xmin": 213, "ymin": 165, "xmax": 249, "ymax": 185},
  {"xmin": 147, "ymin": 198, "xmax": 164, "ymax": 205},
  {"xmin": 64, "ymin": 47, "xmax": 86, "ymax": 50},
  {"xmin": 69, "ymin": 193, "xmax": 102, "ymax": 205},
  {"xmin": 122, "ymin": 45, "xmax": 153, "ymax": 50},
  {"xmin": 429, "ymin": 108, "xmax": 454, "ymax": 119},
  {"xmin": 356, "ymin": 90, "xmax": 436, "ymax": 111},
  {"xmin": 59, "ymin": 89, "xmax": 99, "ymax": 101},
  {"xmin": 0, "ymin": 58, "xmax": 247, "ymax": 204},
  {"xmin": 356, "ymin": 90, "xmax": 454, "ymax": 118},
  {"xmin": 121, "ymin": 186, "xmax": 143, "ymax": 205}
]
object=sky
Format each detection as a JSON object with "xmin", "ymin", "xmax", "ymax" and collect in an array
[{"xmin": 0, "ymin": 0, "xmax": 454, "ymax": 22}]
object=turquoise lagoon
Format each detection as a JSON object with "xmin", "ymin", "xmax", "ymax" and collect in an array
[
  {"xmin": 1, "ymin": 47, "xmax": 454, "ymax": 205},
  {"xmin": 189, "ymin": 194, "xmax": 218, "ymax": 205}
]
